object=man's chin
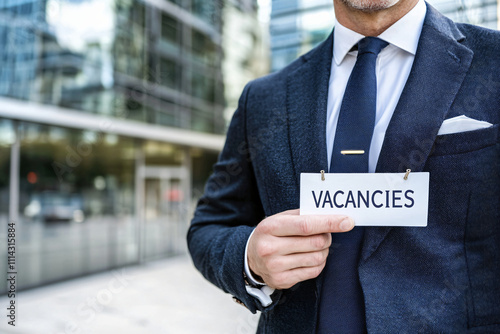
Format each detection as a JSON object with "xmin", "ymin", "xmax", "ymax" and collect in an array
[{"xmin": 340, "ymin": 0, "xmax": 401, "ymax": 12}]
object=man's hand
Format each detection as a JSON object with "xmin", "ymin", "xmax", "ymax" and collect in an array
[{"xmin": 247, "ymin": 209, "xmax": 354, "ymax": 290}]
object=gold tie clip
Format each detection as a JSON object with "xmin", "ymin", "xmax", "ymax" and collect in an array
[{"xmin": 340, "ymin": 150, "xmax": 365, "ymax": 155}]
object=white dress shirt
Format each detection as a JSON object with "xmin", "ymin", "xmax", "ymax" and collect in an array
[
  {"xmin": 328, "ymin": 0, "xmax": 426, "ymax": 172},
  {"xmin": 245, "ymin": 0, "xmax": 427, "ymax": 305}
]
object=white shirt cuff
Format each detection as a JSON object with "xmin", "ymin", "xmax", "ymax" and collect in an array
[
  {"xmin": 245, "ymin": 285, "xmax": 275, "ymax": 307},
  {"xmin": 244, "ymin": 229, "xmax": 275, "ymax": 307}
]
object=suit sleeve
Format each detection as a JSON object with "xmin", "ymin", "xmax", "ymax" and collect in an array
[{"xmin": 187, "ymin": 82, "xmax": 282, "ymax": 313}]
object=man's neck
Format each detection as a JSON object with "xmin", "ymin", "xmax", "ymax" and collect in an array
[{"xmin": 334, "ymin": 0, "xmax": 419, "ymax": 36}]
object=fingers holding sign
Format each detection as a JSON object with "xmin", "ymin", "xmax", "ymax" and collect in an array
[{"xmin": 247, "ymin": 209, "xmax": 354, "ymax": 289}]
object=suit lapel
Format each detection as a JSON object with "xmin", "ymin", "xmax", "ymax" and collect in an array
[
  {"xmin": 361, "ymin": 5, "xmax": 474, "ymax": 262},
  {"xmin": 287, "ymin": 31, "xmax": 333, "ymax": 188}
]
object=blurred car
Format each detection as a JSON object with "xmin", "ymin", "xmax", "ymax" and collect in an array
[{"xmin": 24, "ymin": 192, "xmax": 85, "ymax": 223}]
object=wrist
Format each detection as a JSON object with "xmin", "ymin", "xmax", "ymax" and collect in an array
[
  {"xmin": 249, "ymin": 268, "xmax": 265, "ymax": 285},
  {"xmin": 244, "ymin": 229, "xmax": 267, "ymax": 287}
]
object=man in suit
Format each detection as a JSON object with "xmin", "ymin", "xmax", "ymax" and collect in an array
[{"xmin": 188, "ymin": 0, "xmax": 500, "ymax": 332}]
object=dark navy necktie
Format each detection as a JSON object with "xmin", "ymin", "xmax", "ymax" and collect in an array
[{"xmin": 317, "ymin": 37, "xmax": 388, "ymax": 334}]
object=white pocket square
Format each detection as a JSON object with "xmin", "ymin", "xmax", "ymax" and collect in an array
[{"xmin": 437, "ymin": 115, "xmax": 493, "ymax": 136}]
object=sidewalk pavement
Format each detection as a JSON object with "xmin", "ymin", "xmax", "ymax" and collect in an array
[{"xmin": 0, "ymin": 256, "xmax": 259, "ymax": 334}]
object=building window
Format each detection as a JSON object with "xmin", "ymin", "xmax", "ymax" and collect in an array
[
  {"xmin": 191, "ymin": 29, "xmax": 216, "ymax": 66},
  {"xmin": 192, "ymin": 71, "xmax": 215, "ymax": 103},
  {"xmin": 191, "ymin": 0, "xmax": 220, "ymax": 26},
  {"xmin": 160, "ymin": 57, "xmax": 177, "ymax": 89},
  {"xmin": 161, "ymin": 12, "xmax": 179, "ymax": 44},
  {"xmin": 191, "ymin": 108, "xmax": 214, "ymax": 133}
]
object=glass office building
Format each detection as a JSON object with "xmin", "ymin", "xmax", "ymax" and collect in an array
[
  {"xmin": 0, "ymin": 0, "xmax": 226, "ymax": 132},
  {"xmin": 270, "ymin": 0, "xmax": 334, "ymax": 71},
  {"xmin": 0, "ymin": 0, "xmax": 263, "ymax": 293},
  {"xmin": 270, "ymin": 0, "xmax": 499, "ymax": 71}
]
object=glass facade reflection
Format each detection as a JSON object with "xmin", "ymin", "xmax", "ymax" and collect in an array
[
  {"xmin": 0, "ymin": 118, "xmax": 208, "ymax": 293},
  {"xmin": 270, "ymin": 0, "xmax": 498, "ymax": 71},
  {"xmin": 19, "ymin": 123, "xmax": 136, "ymax": 223},
  {"xmin": 0, "ymin": 0, "xmax": 225, "ymax": 134}
]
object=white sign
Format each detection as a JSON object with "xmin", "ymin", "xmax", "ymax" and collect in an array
[{"xmin": 300, "ymin": 172, "xmax": 429, "ymax": 227}]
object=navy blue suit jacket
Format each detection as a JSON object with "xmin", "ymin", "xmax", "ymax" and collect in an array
[{"xmin": 188, "ymin": 4, "xmax": 500, "ymax": 333}]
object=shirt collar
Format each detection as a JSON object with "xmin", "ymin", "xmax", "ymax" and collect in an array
[{"xmin": 333, "ymin": 0, "xmax": 427, "ymax": 65}]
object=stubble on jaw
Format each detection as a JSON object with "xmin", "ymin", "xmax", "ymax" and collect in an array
[{"xmin": 339, "ymin": 0, "xmax": 400, "ymax": 12}]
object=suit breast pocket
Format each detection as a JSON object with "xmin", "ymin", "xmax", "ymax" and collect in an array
[{"xmin": 430, "ymin": 124, "xmax": 499, "ymax": 156}]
